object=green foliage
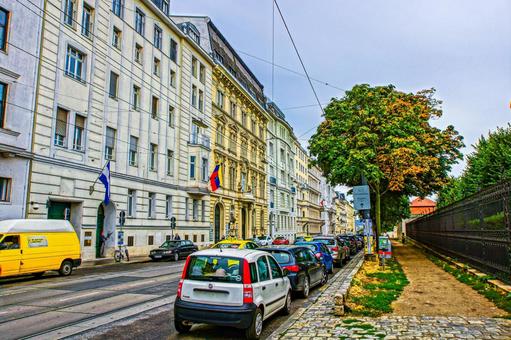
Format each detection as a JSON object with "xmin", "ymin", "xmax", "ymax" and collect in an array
[
  {"xmin": 438, "ymin": 124, "xmax": 511, "ymax": 207},
  {"xmin": 348, "ymin": 259, "xmax": 409, "ymax": 317},
  {"xmin": 309, "ymin": 84, "xmax": 464, "ymax": 233}
]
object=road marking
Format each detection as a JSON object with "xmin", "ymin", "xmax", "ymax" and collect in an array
[{"xmin": 58, "ymin": 291, "xmax": 100, "ymax": 302}]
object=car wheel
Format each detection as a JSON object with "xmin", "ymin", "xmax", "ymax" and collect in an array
[
  {"xmin": 245, "ymin": 307, "xmax": 263, "ymax": 340},
  {"xmin": 301, "ymin": 276, "xmax": 310, "ymax": 298},
  {"xmin": 281, "ymin": 291, "xmax": 292, "ymax": 315},
  {"xmin": 174, "ymin": 317, "xmax": 192, "ymax": 333},
  {"xmin": 321, "ymin": 269, "xmax": 328, "ymax": 286},
  {"xmin": 174, "ymin": 252, "xmax": 179, "ymax": 261},
  {"xmin": 59, "ymin": 260, "xmax": 73, "ymax": 276}
]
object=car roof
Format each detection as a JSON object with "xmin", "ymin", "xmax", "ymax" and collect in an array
[
  {"xmin": 0, "ymin": 219, "xmax": 75, "ymax": 234},
  {"xmin": 258, "ymin": 245, "xmax": 303, "ymax": 251},
  {"xmin": 192, "ymin": 248, "xmax": 266, "ymax": 260},
  {"xmin": 216, "ymin": 239, "xmax": 253, "ymax": 244}
]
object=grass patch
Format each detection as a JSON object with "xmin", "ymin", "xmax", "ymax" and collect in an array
[
  {"xmin": 345, "ymin": 258, "xmax": 409, "ymax": 317},
  {"xmin": 428, "ymin": 255, "xmax": 511, "ymax": 317}
]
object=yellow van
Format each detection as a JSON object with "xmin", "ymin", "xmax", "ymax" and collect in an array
[{"xmin": 0, "ymin": 219, "xmax": 81, "ymax": 278}]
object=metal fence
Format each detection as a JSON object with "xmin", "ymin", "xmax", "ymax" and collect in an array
[{"xmin": 406, "ymin": 182, "xmax": 511, "ymax": 283}]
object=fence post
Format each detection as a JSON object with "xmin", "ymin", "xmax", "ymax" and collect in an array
[{"xmin": 503, "ymin": 186, "xmax": 511, "ymax": 282}]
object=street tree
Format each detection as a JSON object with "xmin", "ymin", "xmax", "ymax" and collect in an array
[{"xmin": 309, "ymin": 84, "xmax": 464, "ymax": 239}]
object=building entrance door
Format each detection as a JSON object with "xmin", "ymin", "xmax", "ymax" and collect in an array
[{"xmin": 214, "ymin": 204, "xmax": 222, "ymax": 243}]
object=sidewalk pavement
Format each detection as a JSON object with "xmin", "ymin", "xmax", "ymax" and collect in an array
[
  {"xmin": 80, "ymin": 255, "xmax": 150, "ymax": 269},
  {"xmin": 270, "ymin": 247, "xmax": 511, "ymax": 340}
]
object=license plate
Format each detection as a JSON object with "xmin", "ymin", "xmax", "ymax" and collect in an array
[{"xmin": 154, "ymin": 255, "xmax": 162, "ymax": 258}]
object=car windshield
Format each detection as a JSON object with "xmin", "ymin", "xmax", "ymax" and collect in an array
[
  {"xmin": 160, "ymin": 241, "xmax": 179, "ymax": 248},
  {"xmin": 213, "ymin": 243, "xmax": 241, "ymax": 249},
  {"xmin": 313, "ymin": 238, "xmax": 335, "ymax": 245},
  {"xmin": 265, "ymin": 251, "xmax": 292, "ymax": 264},
  {"xmin": 296, "ymin": 243, "xmax": 317, "ymax": 252},
  {"xmin": 186, "ymin": 255, "xmax": 243, "ymax": 283}
]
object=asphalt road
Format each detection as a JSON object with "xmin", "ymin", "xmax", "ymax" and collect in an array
[{"xmin": 0, "ymin": 259, "xmax": 342, "ymax": 340}]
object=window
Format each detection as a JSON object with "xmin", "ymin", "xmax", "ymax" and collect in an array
[
  {"xmin": 185, "ymin": 198, "xmax": 189, "ymax": 220},
  {"xmin": 199, "ymin": 64, "xmax": 206, "ymax": 84},
  {"xmin": 65, "ymin": 46, "xmax": 85, "ymax": 81},
  {"xmin": 241, "ymin": 112, "xmax": 247, "ymax": 127},
  {"xmin": 0, "ymin": 82, "xmax": 7, "ymax": 129},
  {"xmin": 268, "ymin": 256, "xmax": 283, "ymax": 278},
  {"xmin": 214, "ymin": 50, "xmax": 224, "ymax": 64},
  {"xmin": 109, "ymin": 71, "xmax": 118, "ymax": 98},
  {"xmin": 216, "ymin": 90, "xmax": 224, "ymax": 109},
  {"xmin": 153, "ymin": 58, "xmax": 160, "ymax": 76},
  {"xmin": 127, "ymin": 189, "xmax": 136, "ymax": 216},
  {"xmin": 0, "ymin": 177, "xmax": 11, "ymax": 202},
  {"xmin": 151, "ymin": 96, "xmax": 159, "ymax": 119},
  {"xmin": 135, "ymin": 8, "xmax": 145, "ymax": 35},
  {"xmin": 189, "ymin": 156, "xmax": 196, "ymax": 179},
  {"xmin": 201, "ymin": 158, "xmax": 208, "ymax": 182},
  {"xmin": 105, "ymin": 127, "xmax": 115, "ymax": 160},
  {"xmin": 148, "ymin": 192, "xmax": 156, "ymax": 218},
  {"xmin": 201, "ymin": 234, "xmax": 205, "ymax": 242},
  {"xmin": 84, "ymin": 231, "xmax": 92, "ymax": 247},
  {"xmin": 135, "ymin": 44, "xmax": 143, "ymax": 64},
  {"xmin": 191, "ymin": 123, "xmax": 199, "ymax": 144},
  {"xmin": 148, "ymin": 235, "xmax": 154, "ymax": 246},
  {"xmin": 0, "ymin": 7, "xmax": 9, "ymax": 52},
  {"xmin": 149, "ymin": 143, "xmax": 157, "ymax": 171},
  {"xmin": 81, "ymin": 4, "xmax": 93, "ymax": 38},
  {"xmin": 256, "ymin": 256, "xmax": 270, "ymax": 281},
  {"xmin": 189, "ymin": 28, "xmax": 200, "ymax": 45},
  {"xmin": 127, "ymin": 236, "xmax": 134, "ymax": 247},
  {"xmin": 132, "ymin": 85, "xmax": 140, "ymax": 110},
  {"xmin": 191, "ymin": 85, "xmax": 197, "ymax": 108},
  {"xmin": 198, "ymin": 90, "xmax": 204, "ymax": 112},
  {"xmin": 170, "ymin": 70, "xmax": 176, "ymax": 87},
  {"xmin": 54, "ymin": 107, "xmax": 68, "ymax": 147},
  {"xmin": 168, "ymin": 105, "xmax": 174, "ymax": 127},
  {"xmin": 165, "ymin": 195, "xmax": 172, "ymax": 218},
  {"xmin": 154, "ymin": 25, "xmax": 162, "ymax": 50},
  {"xmin": 167, "ymin": 150, "xmax": 174, "ymax": 176},
  {"xmin": 229, "ymin": 167, "xmax": 235, "ymax": 191},
  {"xmin": 162, "ymin": 0, "xmax": 169, "ymax": 15},
  {"xmin": 251, "ymin": 119, "xmax": 256, "ymax": 133},
  {"xmin": 192, "ymin": 199, "xmax": 199, "ymax": 221},
  {"xmin": 129, "ymin": 135, "xmax": 138, "ymax": 166},
  {"xmin": 170, "ymin": 39, "xmax": 178, "ymax": 62},
  {"xmin": 230, "ymin": 101, "xmax": 236, "ymax": 117},
  {"xmin": 191, "ymin": 57, "xmax": 198, "ymax": 78},
  {"xmin": 216, "ymin": 125, "xmax": 223, "ymax": 147},
  {"xmin": 64, "ymin": 0, "xmax": 76, "ymax": 27},
  {"xmin": 73, "ymin": 115, "xmax": 85, "ymax": 151},
  {"xmin": 201, "ymin": 200, "xmax": 205, "ymax": 222},
  {"xmin": 112, "ymin": 27, "xmax": 122, "ymax": 49},
  {"xmin": 112, "ymin": 0, "xmax": 123, "ymax": 17}
]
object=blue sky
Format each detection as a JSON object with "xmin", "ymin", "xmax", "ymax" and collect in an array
[{"xmin": 172, "ymin": 0, "xmax": 511, "ymax": 176}]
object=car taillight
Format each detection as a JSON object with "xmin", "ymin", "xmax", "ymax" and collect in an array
[
  {"xmin": 177, "ymin": 279, "xmax": 184, "ymax": 298},
  {"xmin": 242, "ymin": 259, "xmax": 253, "ymax": 303},
  {"xmin": 181, "ymin": 256, "xmax": 191, "ymax": 279},
  {"xmin": 283, "ymin": 265, "xmax": 300, "ymax": 272},
  {"xmin": 332, "ymin": 246, "xmax": 339, "ymax": 252}
]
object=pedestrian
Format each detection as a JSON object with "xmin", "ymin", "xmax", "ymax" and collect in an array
[
  {"xmin": 401, "ymin": 233, "xmax": 406, "ymax": 244},
  {"xmin": 174, "ymin": 234, "xmax": 181, "ymax": 240},
  {"xmin": 100, "ymin": 231, "xmax": 113, "ymax": 258}
]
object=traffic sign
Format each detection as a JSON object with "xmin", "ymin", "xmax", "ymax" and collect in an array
[
  {"xmin": 353, "ymin": 185, "xmax": 371, "ymax": 210},
  {"xmin": 119, "ymin": 211, "xmax": 126, "ymax": 226},
  {"xmin": 117, "ymin": 231, "xmax": 124, "ymax": 246},
  {"xmin": 170, "ymin": 216, "xmax": 176, "ymax": 229}
]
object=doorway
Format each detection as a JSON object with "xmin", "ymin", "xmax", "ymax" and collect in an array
[
  {"xmin": 214, "ymin": 203, "xmax": 223, "ymax": 243},
  {"xmin": 95, "ymin": 204, "xmax": 105, "ymax": 258},
  {"xmin": 48, "ymin": 201, "xmax": 71, "ymax": 220},
  {"xmin": 241, "ymin": 207, "xmax": 247, "ymax": 239}
]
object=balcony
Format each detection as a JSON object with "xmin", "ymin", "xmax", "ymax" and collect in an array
[
  {"xmin": 189, "ymin": 134, "xmax": 211, "ymax": 149},
  {"xmin": 269, "ymin": 176, "xmax": 277, "ymax": 185}
]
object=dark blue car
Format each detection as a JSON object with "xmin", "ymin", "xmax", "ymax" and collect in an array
[
  {"xmin": 295, "ymin": 241, "xmax": 334, "ymax": 274},
  {"xmin": 258, "ymin": 245, "xmax": 327, "ymax": 298}
]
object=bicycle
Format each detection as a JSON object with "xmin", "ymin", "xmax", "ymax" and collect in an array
[{"xmin": 114, "ymin": 244, "xmax": 130, "ymax": 262}]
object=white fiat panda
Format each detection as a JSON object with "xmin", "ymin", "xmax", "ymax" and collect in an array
[{"xmin": 174, "ymin": 248, "xmax": 292, "ymax": 339}]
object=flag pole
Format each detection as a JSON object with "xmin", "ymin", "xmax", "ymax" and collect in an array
[{"xmin": 89, "ymin": 161, "xmax": 109, "ymax": 195}]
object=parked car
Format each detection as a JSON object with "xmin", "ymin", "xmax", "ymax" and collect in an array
[
  {"xmin": 211, "ymin": 239, "xmax": 259, "ymax": 250},
  {"xmin": 149, "ymin": 240, "xmax": 198, "ymax": 261},
  {"xmin": 174, "ymin": 248, "xmax": 292, "ymax": 339},
  {"xmin": 294, "ymin": 241, "xmax": 334, "ymax": 274},
  {"xmin": 272, "ymin": 236, "xmax": 289, "ymax": 245},
  {"xmin": 0, "ymin": 219, "xmax": 81, "ymax": 278},
  {"xmin": 312, "ymin": 236, "xmax": 348, "ymax": 267},
  {"xmin": 258, "ymin": 245, "xmax": 327, "ymax": 297},
  {"xmin": 337, "ymin": 235, "xmax": 357, "ymax": 256},
  {"xmin": 252, "ymin": 235, "xmax": 273, "ymax": 246},
  {"xmin": 294, "ymin": 236, "xmax": 313, "ymax": 243}
]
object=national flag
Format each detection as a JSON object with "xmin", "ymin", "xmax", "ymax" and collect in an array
[
  {"xmin": 210, "ymin": 164, "xmax": 222, "ymax": 192},
  {"xmin": 98, "ymin": 161, "xmax": 111, "ymax": 205}
]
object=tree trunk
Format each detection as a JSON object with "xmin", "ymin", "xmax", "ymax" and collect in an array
[{"xmin": 375, "ymin": 185, "xmax": 381, "ymax": 252}]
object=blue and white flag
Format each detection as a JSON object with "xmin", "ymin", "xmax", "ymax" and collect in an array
[{"xmin": 98, "ymin": 161, "xmax": 111, "ymax": 205}]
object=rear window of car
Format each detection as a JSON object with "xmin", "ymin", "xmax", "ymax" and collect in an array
[
  {"xmin": 186, "ymin": 255, "xmax": 243, "ymax": 283},
  {"xmin": 314, "ymin": 238, "xmax": 335, "ymax": 245},
  {"xmin": 265, "ymin": 250, "xmax": 292, "ymax": 264},
  {"xmin": 213, "ymin": 243, "xmax": 240, "ymax": 249},
  {"xmin": 299, "ymin": 244, "xmax": 317, "ymax": 252}
]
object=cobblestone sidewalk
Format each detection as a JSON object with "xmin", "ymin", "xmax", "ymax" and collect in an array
[{"xmin": 270, "ymin": 252, "xmax": 511, "ymax": 340}]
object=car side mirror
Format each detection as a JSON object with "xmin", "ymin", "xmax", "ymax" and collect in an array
[{"xmin": 282, "ymin": 268, "xmax": 289, "ymax": 276}]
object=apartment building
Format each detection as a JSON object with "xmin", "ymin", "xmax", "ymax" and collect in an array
[
  {"xmin": 267, "ymin": 102, "xmax": 297, "ymax": 240},
  {"xmin": 172, "ymin": 16, "xmax": 269, "ymax": 242},
  {"xmin": 26, "ymin": 0, "xmax": 214, "ymax": 260},
  {"xmin": 0, "ymin": 0, "xmax": 44, "ymax": 219},
  {"xmin": 320, "ymin": 176, "xmax": 336, "ymax": 235}
]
